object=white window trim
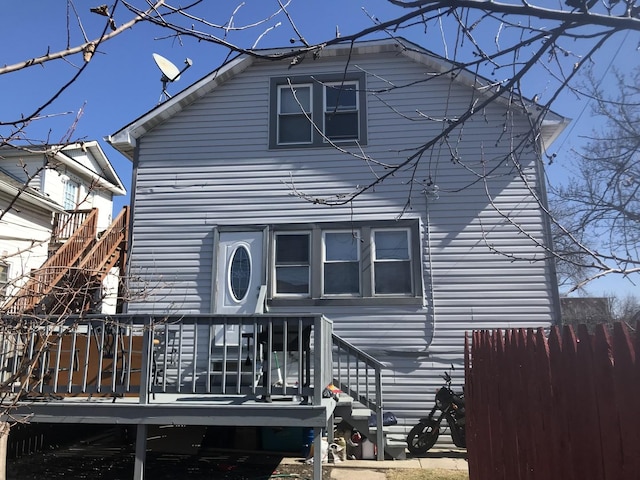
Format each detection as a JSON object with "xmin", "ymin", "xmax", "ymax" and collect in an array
[
  {"xmin": 273, "ymin": 231, "xmax": 311, "ymax": 298},
  {"xmin": 323, "ymin": 81, "xmax": 360, "ymax": 142},
  {"xmin": 269, "ymin": 73, "xmax": 367, "ymax": 149},
  {"xmin": 269, "ymin": 221, "xmax": 422, "ymax": 306},
  {"xmin": 0, "ymin": 261, "xmax": 9, "ymax": 300},
  {"xmin": 322, "ymin": 229, "xmax": 362, "ymax": 297},
  {"xmin": 371, "ymin": 227, "xmax": 413, "ymax": 296},
  {"xmin": 63, "ymin": 177, "xmax": 80, "ymax": 210},
  {"xmin": 276, "ymin": 83, "xmax": 313, "ymax": 146}
]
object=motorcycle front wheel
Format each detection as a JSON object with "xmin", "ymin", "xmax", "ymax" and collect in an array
[{"xmin": 407, "ymin": 420, "xmax": 440, "ymax": 455}]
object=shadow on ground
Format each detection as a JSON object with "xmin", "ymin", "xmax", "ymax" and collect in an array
[{"xmin": 6, "ymin": 426, "xmax": 319, "ymax": 480}]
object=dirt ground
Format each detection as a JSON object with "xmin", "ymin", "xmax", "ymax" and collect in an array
[
  {"xmin": 6, "ymin": 425, "xmax": 469, "ymax": 480},
  {"xmin": 276, "ymin": 461, "xmax": 470, "ymax": 480}
]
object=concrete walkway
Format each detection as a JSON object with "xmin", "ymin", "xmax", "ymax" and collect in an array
[{"xmin": 279, "ymin": 448, "xmax": 469, "ymax": 479}]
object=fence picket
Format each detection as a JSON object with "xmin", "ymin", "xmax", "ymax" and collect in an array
[
  {"xmin": 593, "ymin": 325, "xmax": 623, "ymax": 480},
  {"xmin": 611, "ymin": 323, "xmax": 640, "ymax": 479},
  {"xmin": 547, "ymin": 327, "xmax": 575, "ymax": 480}
]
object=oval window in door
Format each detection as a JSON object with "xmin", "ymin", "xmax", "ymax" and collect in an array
[{"xmin": 229, "ymin": 245, "xmax": 251, "ymax": 302}]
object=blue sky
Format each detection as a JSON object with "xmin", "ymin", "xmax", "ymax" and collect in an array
[{"xmin": 2, "ymin": 1, "xmax": 638, "ymax": 298}]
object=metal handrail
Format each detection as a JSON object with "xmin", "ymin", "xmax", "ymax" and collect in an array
[{"xmin": 332, "ymin": 333, "xmax": 385, "ymax": 460}]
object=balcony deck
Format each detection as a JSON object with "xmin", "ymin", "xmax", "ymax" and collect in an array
[
  {"xmin": 0, "ymin": 313, "xmax": 388, "ymax": 478},
  {"xmin": 0, "ymin": 313, "xmax": 340, "ymax": 479}
]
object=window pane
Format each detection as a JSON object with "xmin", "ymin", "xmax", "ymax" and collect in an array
[
  {"xmin": 276, "ymin": 234, "xmax": 309, "ymax": 263},
  {"xmin": 325, "ymin": 86, "xmax": 357, "ymax": 111},
  {"xmin": 325, "ymin": 232, "xmax": 358, "ymax": 261},
  {"xmin": 63, "ymin": 181, "xmax": 78, "ymax": 210},
  {"xmin": 325, "ymin": 112, "xmax": 358, "ymax": 140},
  {"xmin": 280, "ymin": 86, "xmax": 311, "ymax": 113},
  {"xmin": 374, "ymin": 231, "xmax": 409, "ymax": 260},
  {"xmin": 275, "ymin": 233, "xmax": 310, "ymax": 295},
  {"xmin": 276, "ymin": 266, "xmax": 310, "ymax": 294},
  {"xmin": 324, "ymin": 263, "xmax": 360, "ymax": 294},
  {"xmin": 374, "ymin": 261, "xmax": 411, "ymax": 294},
  {"xmin": 229, "ymin": 246, "xmax": 251, "ymax": 301},
  {"xmin": 279, "ymin": 115, "xmax": 312, "ymax": 144}
]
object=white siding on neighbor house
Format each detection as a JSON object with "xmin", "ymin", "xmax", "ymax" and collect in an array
[
  {"xmin": 0, "ymin": 197, "xmax": 52, "ymax": 298},
  {"xmin": 0, "ymin": 151, "xmax": 46, "ymax": 190},
  {"xmin": 125, "ymin": 49, "xmax": 558, "ymax": 428},
  {"xmin": 1, "ymin": 150, "xmax": 116, "ymax": 231}
]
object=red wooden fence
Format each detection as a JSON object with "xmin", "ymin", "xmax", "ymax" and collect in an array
[{"xmin": 465, "ymin": 323, "xmax": 640, "ymax": 480}]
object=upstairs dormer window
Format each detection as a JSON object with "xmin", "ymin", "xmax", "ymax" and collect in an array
[{"xmin": 270, "ymin": 73, "xmax": 367, "ymax": 149}]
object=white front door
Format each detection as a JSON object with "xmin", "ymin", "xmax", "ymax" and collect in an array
[{"xmin": 215, "ymin": 230, "xmax": 264, "ymax": 315}]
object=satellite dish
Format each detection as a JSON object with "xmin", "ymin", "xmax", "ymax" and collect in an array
[{"xmin": 152, "ymin": 53, "xmax": 193, "ymax": 102}]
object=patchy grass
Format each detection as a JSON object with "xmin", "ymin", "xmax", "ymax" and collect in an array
[{"xmin": 386, "ymin": 468, "xmax": 470, "ymax": 480}]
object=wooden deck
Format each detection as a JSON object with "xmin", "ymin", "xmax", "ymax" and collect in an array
[{"xmin": 0, "ymin": 313, "xmax": 386, "ymax": 478}]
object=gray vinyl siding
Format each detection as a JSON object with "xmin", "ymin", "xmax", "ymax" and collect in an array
[{"xmin": 126, "ymin": 49, "xmax": 558, "ymax": 429}]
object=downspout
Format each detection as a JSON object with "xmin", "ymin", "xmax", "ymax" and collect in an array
[{"xmin": 424, "ymin": 184, "xmax": 439, "ymax": 347}]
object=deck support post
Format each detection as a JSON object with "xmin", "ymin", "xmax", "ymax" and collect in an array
[
  {"xmin": 133, "ymin": 424, "xmax": 147, "ymax": 480},
  {"xmin": 313, "ymin": 426, "xmax": 322, "ymax": 480}
]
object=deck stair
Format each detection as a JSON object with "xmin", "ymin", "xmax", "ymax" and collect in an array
[
  {"xmin": 332, "ymin": 393, "xmax": 407, "ymax": 460},
  {"xmin": 330, "ymin": 333, "xmax": 407, "ymax": 460}
]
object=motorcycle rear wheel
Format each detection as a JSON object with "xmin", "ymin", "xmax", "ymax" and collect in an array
[{"xmin": 407, "ymin": 420, "xmax": 440, "ymax": 455}]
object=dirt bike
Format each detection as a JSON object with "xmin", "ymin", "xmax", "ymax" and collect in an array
[{"xmin": 406, "ymin": 369, "xmax": 465, "ymax": 454}]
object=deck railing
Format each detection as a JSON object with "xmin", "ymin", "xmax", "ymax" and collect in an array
[
  {"xmin": 0, "ymin": 314, "xmax": 331, "ymax": 404},
  {"xmin": 77, "ymin": 206, "xmax": 129, "ymax": 275},
  {"xmin": 52, "ymin": 209, "xmax": 94, "ymax": 243}
]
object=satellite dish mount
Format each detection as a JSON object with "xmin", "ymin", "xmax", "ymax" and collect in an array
[{"xmin": 152, "ymin": 53, "xmax": 193, "ymax": 102}]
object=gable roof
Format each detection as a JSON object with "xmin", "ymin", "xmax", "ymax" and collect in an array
[
  {"xmin": 0, "ymin": 141, "xmax": 126, "ymax": 196},
  {"xmin": 0, "ymin": 167, "xmax": 65, "ymax": 213},
  {"xmin": 107, "ymin": 37, "xmax": 569, "ymax": 161},
  {"xmin": 48, "ymin": 141, "xmax": 127, "ymax": 196}
]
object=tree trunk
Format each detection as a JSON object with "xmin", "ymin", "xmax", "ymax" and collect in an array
[{"xmin": 0, "ymin": 422, "xmax": 9, "ymax": 480}]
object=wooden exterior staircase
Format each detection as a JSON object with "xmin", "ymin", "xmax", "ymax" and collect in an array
[{"xmin": 1, "ymin": 207, "xmax": 129, "ymax": 315}]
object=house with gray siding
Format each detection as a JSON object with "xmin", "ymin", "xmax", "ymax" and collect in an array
[{"xmin": 107, "ymin": 38, "xmax": 567, "ymax": 448}]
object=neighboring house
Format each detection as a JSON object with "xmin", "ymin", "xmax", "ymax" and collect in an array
[
  {"xmin": 560, "ymin": 297, "xmax": 614, "ymax": 331},
  {"xmin": 107, "ymin": 38, "xmax": 567, "ymax": 433},
  {"xmin": 0, "ymin": 141, "xmax": 127, "ymax": 314}
]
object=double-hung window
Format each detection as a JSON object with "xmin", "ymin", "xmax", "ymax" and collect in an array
[
  {"xmin": 270, "ymin": 73, "xmax": 366, "ymax": 148},
  {"xmin": 274, "ymin": 232, "xmax": 311, "ymax": 295},
  {"xmin": 372, "ymin": 229, "xmax": 412, "ymax": 295},
  {"xmin": 323, "ymin": 231, "xmax": 360, "ymax": 295},
  {"xmin": 277, "ymin": 83, "xmax": 312, "ymax": 145},
  {"xmin": 324, "ymin": 82, "xmax": 359, "ymax": 141},
  {"xmin": 271, "ymin": 221, "xmax": 421, "ymax": 305}
]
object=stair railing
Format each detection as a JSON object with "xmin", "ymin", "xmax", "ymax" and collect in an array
[
  {"xmin": 332, "ymin": 333, "xmax": 385, "ymax": 460},
  {"xmin": 77, "ymin": 206, "xmax": 129, "ymax": 279},
  {"xmin": 2, "ymin": 209, "xmax": 99, "ymax": 315}
]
